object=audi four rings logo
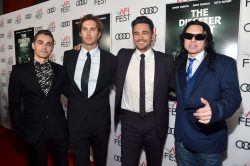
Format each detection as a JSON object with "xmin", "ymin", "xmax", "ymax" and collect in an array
[
  {"xmin": 47, "ymin": 7, "xmax": 56, "ymax": 14},
  {"xmin": 240, "ymin": 83, "xmax": 250, "ymax": 92},
  {"xmin": 236, "ymin": 140, "xmax": 250, "ymax": 150},
  {"xmin": 115, "ymin": 33, "xmax": 130, "ymax": 40},
  {"xmin": 61, "ymin": 21, "xmax": 70, "ymax": 27},
  {"xmin": 140, "ymin": 6, "xmax": 158, "ymax": 15}
]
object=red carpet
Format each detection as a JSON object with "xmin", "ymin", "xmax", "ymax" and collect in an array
[{"xmin": 0, "ymin": 126, "xmax": 77, "ymax": 166}]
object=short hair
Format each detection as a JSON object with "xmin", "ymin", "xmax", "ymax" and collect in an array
[
  {"xmin": 78, "ymin": 14, "xmax": 103, "ymax": 35},
  {"xmin": 33, "ymin": 30, "xmax": 54, "ymax": 44},
  {"xmin": 131, "ymin": 16, "xmax": 154, "ymax": 33}
]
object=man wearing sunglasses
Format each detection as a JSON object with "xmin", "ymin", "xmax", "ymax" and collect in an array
[{"xmin": 174, "ymin": 20, "xmax": 241, "ymax": 165}]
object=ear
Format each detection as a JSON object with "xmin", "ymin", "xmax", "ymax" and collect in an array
[
  {"xmin": 32, "ymin": 42, "xmax": 35, "ymax": 49},
  {"xmin": 151, "ymin": 33, "xmax": 155, "ymax": 41}
]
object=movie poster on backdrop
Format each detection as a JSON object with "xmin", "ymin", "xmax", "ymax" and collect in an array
[
  {"xmin": 72, "ymin": 13, "xmax": 111, "ymax": 51},
  {"xmin": 165, "ymin": 0, "xmax": 240, "ymax": 59},
  {"xmin": 14, "ymin": 27, "xmax": 34, "ymax": 64}
]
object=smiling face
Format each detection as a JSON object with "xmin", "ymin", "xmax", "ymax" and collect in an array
[
  {"xmin": 32, "ymin": 34, "xmax": 54, "ymax": 63},
  {"xmin": 184, "ymin": 24, "xmax": 207, "ymax": 57},
  {"xmin": 80, "ymin": 20, "xmax": 101, "ymax": 51},
  {"xmin": 132, "ymin": 23, "xmax": 154, "ymax": 53}
]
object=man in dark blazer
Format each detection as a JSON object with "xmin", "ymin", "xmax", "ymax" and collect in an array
[
  {"xmin": 9, "ymin": 30, "xmax": 68, "ymax": 166},
  {"xmin": 114, "ymin": 16, "xmax": 175, "ymax": 166},
  {"xmin": 174, "ymin": 20, "xmax": 242, "ymax": 165},
  {"xmin": 63, "ymin": 14, "xmax": 116, "ymax": 166}
]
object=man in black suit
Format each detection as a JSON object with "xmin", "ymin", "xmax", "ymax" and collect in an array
[
  {"xmin": 63, "ymin": 14, "xmax": 116, "ymax": 166},
  {"xmin": 114, "ymin": 16, "xmax": 175, "ymax": 166},
  {"xmin": 9, "ymin": 30, "xmax": 68, "ymax": 166}
]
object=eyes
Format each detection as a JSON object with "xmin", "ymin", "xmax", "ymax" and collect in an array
[
  {"xmin": 183, "ymin": 33, "xmax": 207, "ymax": 41},
  {"xmin": 81, "ymin": 27, "xmax": 97, "ymax": 32},
  {"xmin": 36, "ymin": 40, "xmax": 54, "ymax": 48}
]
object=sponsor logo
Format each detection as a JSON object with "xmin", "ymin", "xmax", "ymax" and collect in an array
[
  {"xmin": 15, "ymin": 15, "xmax": 21, "ymax": 24},
  {"xmin": 164, "ymin": 147, "xmax": 176, "ymax": 162},
  {"xmin": 115, "ymin": 33, "xmax": 130, "ymax": 40},
  {"xmin": 242, "ymin": 58, "xmax": 249, "ymax": 67},
  {"xmin": 244, "ymin": 23, "xmax": 250, "ymax": 32},
  {"xmin": 7, "ymin": 19, "xmax": 12, "ymax": 24},
  {"xmin": 48, "ymin": 21, "xmax": 56, "ymax": 32},
  {"xmin": 1, "ymin": 58, "xmax": 6, "ymax": 63},
  {"xmin": 7, "ymin": 30, "xmax": 13, "ymax": 39},
  {"xmin": 25, "ymin": 13, "xmax": 32, "ymax": 19},
  {"xmin": 0, "ymin": 34, "xmax": 5, "ymax": 38},
  {"xmin": 1, "ymin": 69, "xmax": 7, "ymax": 78},
  {"xmin": 8, "ymin": 57, "xmax": 13, "ymax": 65},
  {"xmin": 94, "ymin": 0, "xmax": 106, "ymax": 5},
  {"xmin": 246, "ymin": 0, "xmax": 250, "ymax": 7},
  {"xmin": 168, "ymin": 127, "xmax": 175, "ymax": 135},
  {"xmin": 61, "ymin": 21, "xmax": 70, "ymax": 27},
  {"xmin": 1, "ymin": 83, "xmax": 7, "ymax": 87},
  {"xmin": 114, "ymin": 134, "xmax": 121, "ymax": 146},
  {"xmin": 240, "ymin": 83, "xmax": 250, "ymax": 92},
  {"xmin": 8, "ymin": 45, "xmax": 13, "ymax": 50},
  {"xmin": 47, "ymin": 7, "xmax": 56, "ymax": 14},
  {"xmin": 116, "ymin": 7, "xmax": 131, "ymax": 22},
  {"xmin": 2, "ymin": 93, "xmax": 7, "ymax": 102},
  {"xmin": 236, "ymin": 140, "xmax": 250, "ymax": 150},
  {"xmin": 0, "ymin": 44, "xmax": 5, "ymax": 52},
  {"xmin": 0, "ymin": 19, "xmax": 4, "ymax": 28},
  {"xmin": 113, "ymin": 155, "xmax": 121, "ymax": 162},
  {"xmin": 76, "ymin": 0, "xmax": 87, "ymax": 6},
  {"xmin": 35, "ymin": 9, "xmax": 43, "ymax": 19},
  {"xmin": 169, "ymin": 101, "xmax": 176, "ymax": 116},
  {"xmin": 140, "ymin": 6, "xmax": 158, "ymax": 15},
  {"xmin": 61, "ymin": 36, "xmax": 70, "ymax": 47},
  {"xmin": 61, "ymin": 0, "xmax": 70, "ymax": 13},
  {"xmin": 35, "ymin": 26, "xmax": 43, "ymax": 33},
  {"xmin": 238, "ymin": 110, "xmax": 250, "ymax": 127}
]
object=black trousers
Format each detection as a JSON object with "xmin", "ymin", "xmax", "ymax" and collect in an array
[
  {"xmin": 70, "ymin": 124, "xmax": 110, "ymax": 166},
  {"xmin": 26, "ymin": 128, "xmax": 68, "ymax": 166},
  {"xmin": 121, "ymin": 110, "xmax": 165, "ymax": 166}
]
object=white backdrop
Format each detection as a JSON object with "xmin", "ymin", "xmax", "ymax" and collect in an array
[{"xmin": 0, "ymin": 0, "xmax": 249, "ymax": 165}]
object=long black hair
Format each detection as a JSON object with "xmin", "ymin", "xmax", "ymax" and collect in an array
[{"xmin": 176, "ymin": 20, "xmax": 216, "ymax": 71}]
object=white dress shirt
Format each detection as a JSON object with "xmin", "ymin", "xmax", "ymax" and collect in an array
[
  {"xmin": 121, "ymin": 48, "xmax": 155, "ymax": 113},
  {"xmin": 186, "ymin": 50, "xmax": 206, "ymax": 76}
]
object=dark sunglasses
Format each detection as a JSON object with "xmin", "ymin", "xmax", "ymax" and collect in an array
[{"xmin": 183, "ymin": 33, "xmax": 206, "ymax": 41}]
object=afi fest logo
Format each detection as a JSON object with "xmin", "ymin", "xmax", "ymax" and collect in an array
[
  {"xmin": 0, "ymin": 44, "xmax": 5, "ymax": 53},
  {"xmin": 35, "ymin": 9, "xmax": 43, "ymax": 19},
  {"xmin": 114, "ymin": 133, "xmax": 121, "ymax": 147},
  {"xmin": 0, "ymin": 19, "xmax": 4, "ymax": 28},
  {"xmin": 61, "ymin": 36, "xmax": 70, "ymax": 47},
  {"xmin": 164, "ymin": 147, "xmax": 176, "ymax": 162},
  {"xmin": 169, "ymin": 101, "xmax": 177, "ymax": 116},
  {"xmin": 7, "ymin": 30, "xmax": 13, "ymax": 39},
  {"xmin": 48, "ymin": 21, "xmax": 56, "ymax": 32},
  {"xmin": 94, "ymin": 0, "xmax": 106, "ymax": 5},
  {"xmin": 25, "ymin": 13, "xmax": 32, "ymax": 19},
  {"xmin": 116, "ymin": 7, "xmax": 130, "ymax": 22},
  {"xmin": 238, "ymin": 110, "xmax": 250, "ymax": 127},
  {"xmin": 242, "ymin": 58, "xmax": 250, "ymax": 67},
  {"xmin": 1, "ymin": 69, "xmax": 7, "ymax": 78},
  {"xmin": 7, "ymin": 19, "xmax": 12, "ymax": 24},
  {"xmin": 61, "ymin": 0, "xmax": 70, "ymax": 13},
  {"xmin": 15, "ymin": 15, "xmax": 21, "ymax": 24}
]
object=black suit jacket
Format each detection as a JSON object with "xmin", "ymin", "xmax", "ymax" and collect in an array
[
  {"xmin": 63, "ymin": 49, "xmax": 116, "ymax": 142},
  {"xmin": 114, "ymin": 48, "xmax": 175, "ymax": 140},
  {"xmin": 8, "ymin": 61, "xmax": 68, "ymax": 144}
]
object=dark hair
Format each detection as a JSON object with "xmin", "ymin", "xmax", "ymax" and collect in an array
[
  {"xmin": 78, "ymin": 14, "xmax": 103, "ymax": 35},
  {"xmin": 131, "ymin": 16, "xmax": 154, "ymax": 33},
  {"xmin": 176, "ymin": 19, "xmax": 216, "ymax": 70},
  {"xmin": 33, "ymin": 30, "xmax": 54, "ymax": 44}
]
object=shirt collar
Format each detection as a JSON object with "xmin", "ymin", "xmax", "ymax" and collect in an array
[
  {"xmin": 80, "ymin": 45, "xmax": 100, "ymax": 57},
  {"xmin": 135, "ymin": 48, "xmax": 154, "ymax": 60},
  {"xmin": 188, "ymin": 50, "xmax": 205, "ymax": 62}
]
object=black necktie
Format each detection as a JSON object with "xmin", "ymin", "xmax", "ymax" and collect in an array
[
  {"xmin": 140, "ymin": 54, "xmax": 146, "ymax": 117},
  {"xmin": 81, "ymin": 52, "xmax": 91, "ymax": 98}
]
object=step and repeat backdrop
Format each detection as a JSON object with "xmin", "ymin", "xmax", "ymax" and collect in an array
[{"xmin": 0, "ymin": 0, "xmax": 249, "ymax": 165}]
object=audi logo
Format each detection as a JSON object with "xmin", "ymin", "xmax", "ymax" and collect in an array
[
  {"xmin": 47, "ymin": 7, "xmax": 56, "ymax": 14},
  {"xmin": 240, "ymin": 83, "xmax": 250, "ymax": 92},
  {"xmin": 236, "ymin": 140, "xmax": 250, "ymax": 150},
  {"xmin": 115, "ymin": 33, "xmax": 130, "ymax": 40},
  {"xmin": 244, "ymin": 23, "xmax": 250, "ymax": 32},
  {"xmin": 140, "ymin": 6, "xmax": 158, "ymax": 15},
  {"xmin": 61, "ymin": 21, "xmax": 70, "ymax": 27}
]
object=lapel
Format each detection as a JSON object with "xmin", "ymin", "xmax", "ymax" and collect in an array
[
  {"xmin": 153, "ymin": 51, "xmax": 160, "ymax": 100},
  {"xmin": 46, "ymin": 61, "xmax": 58, "ymax": 97},
  {"xmin": 176, "ymin": 64, "xmax": 187, "ymax": 104},
  {"xmin": 93, "ymin": 49, "xmax": 105, "ymax": 95},
  {"xmin": 69, "ymin": 50, "xmax": 81, "ymax": 92},
  {"xmin": 185, "ymin": 58, "xmax": 208, "ymax": 101}
]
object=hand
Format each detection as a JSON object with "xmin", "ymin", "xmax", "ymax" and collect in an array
[
  {"xmin": 193, "ymin": 98, "xmax": 212, "ymax": 124},
  {"xmin": 73, "ymin": 43, "xmax": 82, "ymax": 51}
]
